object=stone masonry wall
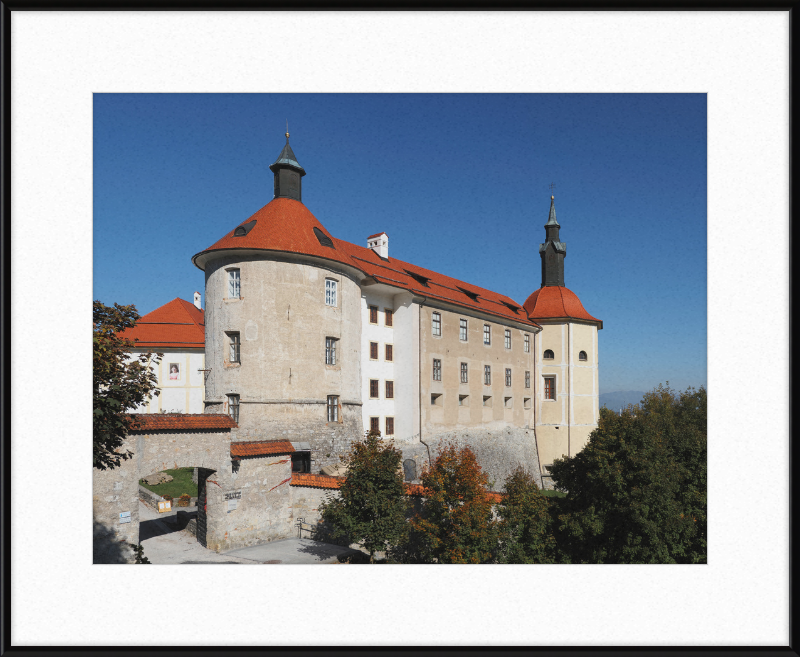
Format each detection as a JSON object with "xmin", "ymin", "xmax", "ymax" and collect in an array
[{"xmin": 396, "ymin": 426, "xmax": 543, "ymax": 492}]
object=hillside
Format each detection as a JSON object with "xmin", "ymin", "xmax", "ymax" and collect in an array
[{"xmin": 599, "ymin": 390, "xmax": 646, "ymax": 411}]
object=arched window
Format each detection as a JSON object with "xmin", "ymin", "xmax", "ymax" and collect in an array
[
  {"xmin": 579, "ymin": 350, "xmax": 588, "ymax": 361},
  {"xmin": 543, "ymin": 349, "xmax": 554, "ymax": 360}
]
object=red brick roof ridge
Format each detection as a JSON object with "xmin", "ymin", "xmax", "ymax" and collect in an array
[
  {"xmin": 289, "ymin": 474, "xmax": 503, "ymax": 501},
  {"xmin": 127, "ymin": 414, "xmax": 237, "ymax": 430}
]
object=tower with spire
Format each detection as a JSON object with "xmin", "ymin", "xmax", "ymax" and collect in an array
[
  {"xmin": 539, "ymin": 196, "xmax": 567, "ymax": 287},
  {"xmin": 269, "ymin": 128, "xmax": 306, "ymax": 201}
]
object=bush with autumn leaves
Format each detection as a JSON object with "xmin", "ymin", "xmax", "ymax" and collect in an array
[{"xmin": 321, "ymin": 384, "xmax": 706, "ymax": 564}]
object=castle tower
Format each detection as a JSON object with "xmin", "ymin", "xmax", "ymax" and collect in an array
[
  {"xmin": 192, "ymin": 133, "xmax": 363, "ymax": 474},
  {"xmin": 524, "ymin": 196, "xmax": 603, "ymax": 481}
]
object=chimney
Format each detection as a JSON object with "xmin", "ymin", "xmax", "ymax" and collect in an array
[
  {"xmin": 367, "ymin": 232, "xmax": 389, "ymax": 259},
  {"xmin": 194, "ymin": 291, "xmax": 202, "ymax": 310}
]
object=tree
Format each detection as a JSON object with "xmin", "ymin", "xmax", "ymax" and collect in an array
[
  {"xmin": 549, "ymin": 384, "xmax": 707, "ymax": 564},
  {"xmin": 409, "ymin": 443, "xmax": 497, "ymax": 564},
  {"xmin": 93, "ymin": 301, "xmax": 161, "ymax": 470},
  {"xmin": 496, "ymin": 467, "xmax": 556, "ymax": 564},
  {"xmin": 318, "ymin": 429, "xmax": 409, "ymax": 563}
]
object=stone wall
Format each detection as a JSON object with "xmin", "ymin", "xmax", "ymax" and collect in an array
[
  {"xmin": 396, "ymin": 426, "xmax": 543, "ymax": 492},
  {"xmin": 138, "ymin": 484, "xmax": 164, "ymax": 510}
]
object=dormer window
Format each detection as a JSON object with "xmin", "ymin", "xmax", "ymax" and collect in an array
[
  {"xmin": 314, "ymin": 227, "xmax": 335, "ymax": 248},
  {"xmin": 457, "ymin": 287, "xmax": 479, "ymax": 302},
  {"xmin": 544, "ymin": 349, "xmax": 555, "ymax": 360},
  {"xmin": 233, "ymin": 219, "xmax": 257, "ymax": 237},
  {"xmin": 405, "ymin": 270, "xmax": 430, "ymax": 287}
]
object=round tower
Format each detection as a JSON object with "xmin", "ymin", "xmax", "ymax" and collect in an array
[
  {"xmin": 192, "ymin": 134, "xmax": 364, "ymax": 472},
  {"xmin": 524, "ymin": 196, "xmax": 603, "ymax": 478}
]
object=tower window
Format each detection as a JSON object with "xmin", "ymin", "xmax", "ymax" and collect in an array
[
  {"xmin": 524, "ymin": 334, "xmax": 530, "ymax": 353},
  {"xmin": 505, "ymin": 329, "xmax": 511, "ymax": 349},
  {"xmin": 484, "ymin": 325, "xmax": 491, "ymax": 345},
  {"xmin": 227, "ymin": 332, "xmax": 240, "ymax": 363},
  {"xmin": 433, "ymin": 359, "xmax": 442, "ymax": 381},
  {"xmin": 460, "ymin": 362, "xmax": 468, "ymax": 383},
  {"xmin": 505, "ymin": 368, "xmax": 512, "ymax": 387},
  {"xmin": 543, "ymin": 349, "xmax": 555, "ymax": 360},
  {"xmin": 327, "ymin": 395, "xmax": 340, "ymax": 422},
  {"xmin": 325, "ymin": 337, "xmax": 338, "ymax": 365},
  {"xmin": 369, "ymin": 305, "xmax": 378, "ymax": 324},
  {"xmin": 313, "ymin": 227, "xmax": 335, "ymax": 248},
  {"xmin": 233, "ymin": 219, "xmax": 257, "ymax": 237},
  {"xmin": 525, "ymin": 371, "xmax": 531, "ymax": 388},
  {"xmin": 227, "ymin": 269, "xmax": 240, "ymax": 299},
  {"xmin": 227, "ymin": 394, "xmax": 240, "ymax": 423},
  {"xmin": 325, "ymin": 279, "xmax": 338, "ymax": 306},
  {"xmin": 579, "ymin": 350, "xmax": 588, "ymax": 361},
  {"xmin": 432, "ymin": 312, "xmax": 441, "ymax": 336},
  {"xmin": 544, "ymin": 376, "xmax": 556, "ymax": 400},
  {"xmin": 459, "ymin": 318, "xmax": 468, "ymax": 341},
  {"xmin": 484, "ymin": 365, "xmax": 491, "ymax": 385}
]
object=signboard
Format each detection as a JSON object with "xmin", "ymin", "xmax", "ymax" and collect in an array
[
  {"xmin": 119, "ymin": 511, "xmax": 131, "ymax": 524},
  {"xmin": 224, "ymin": 491, "xmax": 242, "ymax": 500},
  {"xmin": 227, "ymin": 499, "xmax": 238, "ymax": 512},
  {"xmin": 158, "ymin": 500, "xmax": 171, "ymax": 513}
]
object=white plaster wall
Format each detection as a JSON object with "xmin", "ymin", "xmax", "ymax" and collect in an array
[
  {"xmin": 360, "ymin": 289, "xmax": 397, "ymax": 437},
  {"xmin": 391, "ymin": 292, "xmax": 419, "ymax": 442},
  {"xmin": 130, "ymin": 348, "xmax": 205, "ymax": 414}
]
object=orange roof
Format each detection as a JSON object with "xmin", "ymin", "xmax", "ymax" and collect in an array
[
  {"xmin": 193, "ymin": 198, "xmax": 540, "ymax": 329},
  {"xmin": 230, "ymin": 441, "xmax": 295, "ymax": 457},
  {"xmin": 367, "ymin": 232, "xmax": 387, "ymax": 239},
  {"xmin": 290, "ymin": 474, "xmax": 503, "ymax": 501},
  {"xmin": 121, "ymin": 298, "xmax": 205, "ymax": 349},
  {"xmin": 127, "ymin": 414, "xmax": 236, "ymax": 431},
  {"xmin": 523, "ymin": 286, "xmax": 602, "ymax": 328}
]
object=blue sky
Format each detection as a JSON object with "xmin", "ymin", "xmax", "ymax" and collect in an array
[{"xmin": 93, "ymin": 93, "xmax": 707, "ymax": 394}]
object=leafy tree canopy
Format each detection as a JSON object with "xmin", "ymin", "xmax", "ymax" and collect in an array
[
  {"xmin": 93, "ymin": 301, "xmax": 161, "ymax": 470},
  {"xmin": 549, "ymin": 383, "xmax": 707, "ymax": 564},
  {"xmin": 409, "ymin": 443, "xmax": 497, "ymax": 564},
  {"xmin": 319, "ymin": 430, "xmax": 409, "ymax": 563},
  {"xmin": 496, "ymin": 467, "xmax": 556, "ymax": 564}
]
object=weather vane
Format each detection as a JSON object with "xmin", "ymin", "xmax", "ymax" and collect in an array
[
  {"xmin": 285, "ymin": 119, "xmax": 289, "ymax": 140},
  {"xmin": 548, "ymin": 182, "xmax": 556, "ymax": 193}
]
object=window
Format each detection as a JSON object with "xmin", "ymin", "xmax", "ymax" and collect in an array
[
  {"xmin": 385, "ymin": 417, "xmax": 395, "ymax": 436},
  {"xmin": 325, "ymin": 279, "xmax": 337, "ymax": 306},
  {"xmin": 385, "ymin": 380, "xmax": 394, "ymax": 399},
  {"xmin": 525, "ymin": 370, "xmax": 531, "ymax": 388},
  {"xmin": 460, "ymin": 362, "xmax": 468, "ymax": 383},
  {"xmin": 370, "ymin": 342, "xmax": 379, "ymax": 360},
  {"xmin": 327, "ymin": 395, "xmax": 340, "ymax": 422},
  {"xmin": 369, "ymin": 305, "xmax": 378, "ymax": 324},
  {"xmin": 370, "ymin": 417, "xmax": 380, "ymax": 434},
  {"xmin": 228, "ymin": 332, "xmax": 240, "ymax": 363},
  {"xmin": 544, "ymin": 376, "xmax": 556, "ymax": 400},
  {"xmin": 459, "ymin": 318, "xmax": 468, "ymax": 341},
  {"xmin": 385, "ymin": 344, "xmax": 393, "ymax": 361},
  {"xmin": 291, "ymin": 451, "xmax": 311, "ymax": 473},
  {"xmin": 325, "ymin": 337, "xmax": 337, "ymax": 365},
  {"xmin": 234, "ymin": 219, "xmax": 257, "ymax": 237},
  {"xmin": 524, "ymin": 397, "xmax": 532, "ymax": 409},
  {"xmin": 579, "ymin": 350, "xmax": 588, "ymax": 361},
  {"xmin": 369, "ymin": 379, "xmax": 380, "ymax": 399},
  {"xmin": 505, "ymin": 368, "xmax": 512, "ymax": 387},
  {"xmin": 431, "ymin": 393, "xmax": 442, "ymax": 406},
  {"xmin": 484, "ymin": 324, "xmax": 491, "ymax": 345},
  {"xmin": 524, "ymin": 334, "xmax": 530, "ymax": 353},
  {"xmin": 432, "ymin": 312, "xmax": 441, "ymax": 336},
  {"xmin": 483, "ymin": 395, "xmax": 492, "ymax": 407},
  {"xmin": 313, "ymin": 227, "xmax": 334, "ymax": 248},
  {"xmin": 433, "ymin": 359, "xmax": 442, "ymax": 381},
  {"xmin": 505, "ymin": 329, "xmax": 511, "ymax": 349},
  {"xmin": 385, "ymin": 309, "xmax": 393, "ymax": 327},
  {"xmin": 544, "ymin": 349, "xmax": 554, "ymax": 360},
  {"xmin": 459, "ymin": 394, "xmax": 469, "ymax": 406},
  {"xmin": 484, "ymin": 365, "xmax": 491, "ymax": 385},
  {"xmin": 228, "ymin": 269, "xmax": 240, "ymax": 299},
  {"xmin": 504, "ymin": 397, "xmax": 512, "ymax": 408},
  {"xmin": 227, "ymin": 394, "xmax": 240, "ymax": 423}
]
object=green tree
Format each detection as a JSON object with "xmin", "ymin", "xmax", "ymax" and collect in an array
[
  {"xmin": 549, "ymin": 384, "xmax": 707, "ymax": 564},
  {"xmin": 93, "ymin": 301, "xmax": 161, "ymax": 470},
  {"xmin": 409, "ymin": 443, "xmax": 497, "ymax": 564},
  {"xmin": 496, "ymin": 467, "xmax": 556, "ymax": 564},
  {"xmin": 319, "ymin": 429, "xmax": 409, "ymax": 563}
]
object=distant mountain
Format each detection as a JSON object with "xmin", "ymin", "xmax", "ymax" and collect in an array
[{"xmin": 599, "ymin": 390, "xmax": 646, "ymax": 412}]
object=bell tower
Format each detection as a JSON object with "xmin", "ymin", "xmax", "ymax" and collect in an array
[
  {"xmin": 269, "ymin": 129, "xmax": 306, "ymax": 201},
  {"xmin": 539, "ymin": 196, "xmax": 567, "ymax": 287}
]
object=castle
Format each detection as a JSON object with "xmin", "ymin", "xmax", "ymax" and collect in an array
[{"xmin": 95, "ymin": 133, "xmax": 603, "ymax": 558}]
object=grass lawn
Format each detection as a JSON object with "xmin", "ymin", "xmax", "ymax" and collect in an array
[
  {"xmin": 139, "ymin": 467, "xmax": 198, "ymax": 499},
  {"xmin": 539, "ymin": 489, "xmax": 567, "ymax": 498}
]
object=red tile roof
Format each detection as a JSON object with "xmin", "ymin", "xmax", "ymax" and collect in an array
[
  {"xmin": 523, "ymin": 286, "xmax": 602, "ymax": 328},
  {"xmin": 193, "ymin": 198, "xmax": 541, "ymax": 329},
  {"xmin": 230, "ymin": 441, "xmax": 295, "ymax": 457},
  {"xmin": 367, "ymin": 232, "xmax": 387, "ymax": 239},
  {"xmin": 290, "ymin": 474, "xmax": 503, "ymax": 501},
  {"xmin": 127, "ymin": 414, "xmax": 236, "ymax": 431},
  {"xmin": 120, "ymin": 298, "xmax": 205, "ymax": 349}
]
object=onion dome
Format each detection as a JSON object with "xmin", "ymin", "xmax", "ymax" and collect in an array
[{"xmin": 523, "ymin": 285, "xmax": 602, "ymax": 328}]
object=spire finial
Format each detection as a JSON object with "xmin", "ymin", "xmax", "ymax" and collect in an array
[
  {"xmin": 551, "ymin": 195, "xmax": 554, "ymax": 200},
  {"xmin": 285, "ymin": 119, "xmax": 289, "ymax": 141}
]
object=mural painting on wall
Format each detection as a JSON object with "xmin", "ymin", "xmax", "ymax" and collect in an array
[{"xmin": 169, "ymin": 363, "xmax": 180, "ymax": 380}]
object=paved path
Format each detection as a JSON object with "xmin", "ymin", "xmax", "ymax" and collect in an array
[{"xmin": 138, "ymin": 501, "xmax": 358, "ymax": 564}]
